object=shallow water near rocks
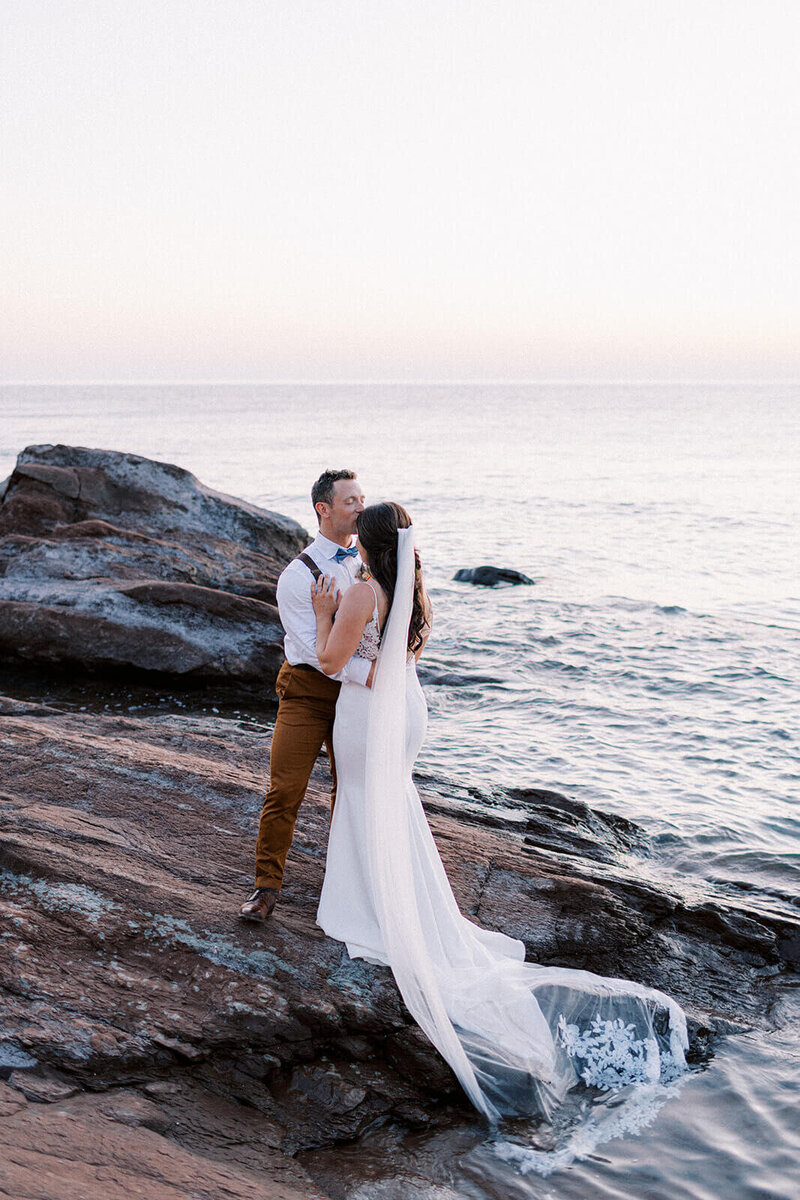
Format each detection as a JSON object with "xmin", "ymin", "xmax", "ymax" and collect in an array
[
  {"xmin": 300, "ymin": 999, "xmax": 800, "ymax": 1200},
  {"xmin": 2, "ymin": 381, "xmax": 798, "ymax": 1197}
]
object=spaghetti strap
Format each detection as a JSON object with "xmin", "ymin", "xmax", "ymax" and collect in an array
[{"xmin": 364, "ymin": 579, "xmax": 380, "ymax": 627}]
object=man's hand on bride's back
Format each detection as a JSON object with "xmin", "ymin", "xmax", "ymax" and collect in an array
[{"xmin": 312, "ymin": 574, "xmax": 341, "ymax": 618}]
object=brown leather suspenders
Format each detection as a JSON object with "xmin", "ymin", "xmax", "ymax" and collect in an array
[
  {"xmin": 297, "ymin": 552, "xmax": 338, "ymax": 624},
  {"xmin": 297, "ymin": 552, "xmax": 323, "ymax": 580}
]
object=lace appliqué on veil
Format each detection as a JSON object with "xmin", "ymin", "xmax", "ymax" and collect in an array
[{"xmin": 557, "ymin": 1014, "xmax": 665, "ymax": 1090}]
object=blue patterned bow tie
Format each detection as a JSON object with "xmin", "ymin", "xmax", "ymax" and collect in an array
[{"xmin": 334, "ymin": 545, "xmax": 359, "ymax": 562}]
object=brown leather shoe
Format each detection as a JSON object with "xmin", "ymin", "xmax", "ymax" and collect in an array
[{"xmin": 239, "ymin": 887, "xmax": 277, "ymax": 921}]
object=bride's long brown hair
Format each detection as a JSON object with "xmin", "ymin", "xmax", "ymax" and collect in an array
[{"xmin": 356, "ymin": 502, "xmax": 428, "ymax": 653}]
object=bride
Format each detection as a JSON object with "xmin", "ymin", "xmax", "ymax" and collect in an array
[{"xmin": 311, "ymin": 502, "xmax": 688, "ymax": 1122}]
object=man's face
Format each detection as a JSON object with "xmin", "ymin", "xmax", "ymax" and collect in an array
[{"xmin": 322, "ymin": 477, "xmax": 365, "ymax": 540}]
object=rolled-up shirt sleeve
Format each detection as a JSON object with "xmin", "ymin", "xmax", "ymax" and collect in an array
[
  {"xmin": 276, "ymin": 566, "xmax": 309, "ymax": 648},
  {"xmin": 276, "ymin": 562, "xmax": 372, "ymax": 686}
]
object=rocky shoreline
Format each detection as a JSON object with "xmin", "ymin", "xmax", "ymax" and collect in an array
[
  {"xmin": 2, "ymin": 690, "xmax": 798, "ymax": 1199},
  {"xmin": 1, "ymin": 447, "xmax": 799, "ymax": 1198}
]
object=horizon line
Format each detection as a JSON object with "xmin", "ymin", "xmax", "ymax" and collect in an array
[{"xmin": 3, "ymin": 377, "xmax": 800, "ymax": 388}]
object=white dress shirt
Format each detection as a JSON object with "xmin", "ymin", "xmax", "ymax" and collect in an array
[{"xmin": 276, "ymin": 531, "xmax": 371, "ymax": 686}]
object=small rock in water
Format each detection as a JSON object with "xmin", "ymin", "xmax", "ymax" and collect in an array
[{"xmin": 453, "ymin": 566, "xmax": 535, "ymax": 587}]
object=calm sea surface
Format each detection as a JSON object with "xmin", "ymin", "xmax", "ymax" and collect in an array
[{"xmin": 1, "ymin": 382, "xmax": 799, "ymax": 1198}]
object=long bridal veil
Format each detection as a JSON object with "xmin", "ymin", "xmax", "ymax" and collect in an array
[{"xmin": 364, "ymin": 527, "xmax": 688, "ymax": 1122}]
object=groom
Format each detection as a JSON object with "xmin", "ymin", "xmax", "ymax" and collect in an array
[{"xmin": 239, "ymin": 469, "xmax": 370, "ymax": 921}]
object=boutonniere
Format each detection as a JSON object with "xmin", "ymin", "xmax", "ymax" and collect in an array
[{"xmin": 357, "ymin": 563, "xmax": 373, "ymax": 581}]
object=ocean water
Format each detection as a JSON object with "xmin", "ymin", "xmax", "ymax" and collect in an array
[{"xmin": 1, "ymin": 381, "xmax": 799, "ymax": 1197}]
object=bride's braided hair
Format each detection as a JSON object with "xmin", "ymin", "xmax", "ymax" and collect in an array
[{"xmin": 356, "ymin": 502, "xmax": 428, "ymax": 653}]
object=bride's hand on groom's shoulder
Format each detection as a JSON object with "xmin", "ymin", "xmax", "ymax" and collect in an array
[{"xmin": 311, "ymin": 574, "xmax": 341, "ymax": 619}]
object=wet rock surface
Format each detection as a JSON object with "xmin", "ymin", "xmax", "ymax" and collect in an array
[
  {"xmin": 0, "ymin": 445, "xmax": 307, "ymax": 692},
  {"xmin": 1, "ymin": 694, "xmax": 797, "ymax": 1198},
  {"xmin": 453, "ymin": 566, "xmax": 535, "ymax": 586}
]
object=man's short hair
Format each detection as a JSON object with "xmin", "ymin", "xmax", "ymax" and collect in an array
[{"xmin": 311, "ymin": 469, "xmax": 357, "ymax": 522}]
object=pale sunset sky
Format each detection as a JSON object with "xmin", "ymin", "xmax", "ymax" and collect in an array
[{"xmin": 2, "ymin": 0, "xmax": 799, "ymax": 382}]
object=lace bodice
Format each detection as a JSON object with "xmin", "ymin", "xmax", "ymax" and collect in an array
[{"xmin": 354, "ymin": 583, "xmax": 381, "ymax": 660}]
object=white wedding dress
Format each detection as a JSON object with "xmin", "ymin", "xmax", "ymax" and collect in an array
[{"xmin": 317, "ymin": 530, "xmax": 688, "ymax": 1122}]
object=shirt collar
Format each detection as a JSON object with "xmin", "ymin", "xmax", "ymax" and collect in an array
[{"xmin": 313, "ymin": 532, "xmax": 356, "ymax": 560}]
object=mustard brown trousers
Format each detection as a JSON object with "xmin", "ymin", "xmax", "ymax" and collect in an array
[{"xmin": 254, "ymin": 660, "xmax": 341, "ymax": 891}]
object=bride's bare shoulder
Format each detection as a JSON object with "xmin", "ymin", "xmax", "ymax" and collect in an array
[
  {"xmin": 340, "ymin": 579, "xmax": 379, "ymax": 613},
  {"xmin": 357, "ymin": 574, "xmax": 389, "ymax": 620}
]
